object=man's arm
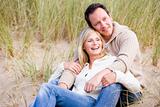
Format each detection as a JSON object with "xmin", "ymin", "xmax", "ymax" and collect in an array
[
  {"xmin": 58, "ymin": 70, "xmax": 76, "ymax": 89},
  {"xmin": 102, "ymin": 31, "xmax": 140, "ymax": 85},
  {"xmin": 108, "ymin": 31, "xmax": 140, "ymax": 73}
]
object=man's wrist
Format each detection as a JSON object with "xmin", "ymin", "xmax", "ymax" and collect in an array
[
  {"xmin": 103, "ymin": 68, "xmax": 112, "ymax": 75},
  {"xmin": 58, "ymin": 82, "xmax": 68, "ymax": 89},
  {"xmin": 98, "ymin": 68, "xmax": 112, "ymax": 78}
]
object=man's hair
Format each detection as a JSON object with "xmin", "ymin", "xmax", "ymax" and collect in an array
[{"xmin": 84, "ymin": 3, "xmax": 110, "ymax": 29}]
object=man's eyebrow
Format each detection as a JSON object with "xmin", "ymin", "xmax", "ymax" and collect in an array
[{"xmin": 93, "ymin": 21, "xmax": 100, "ymax": 26}]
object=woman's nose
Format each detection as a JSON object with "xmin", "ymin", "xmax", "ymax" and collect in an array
[{"xmin": 92, "ymin": 40, "xmax": 98, "ymax": 45}]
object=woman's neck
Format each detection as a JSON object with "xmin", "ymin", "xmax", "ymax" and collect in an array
[{"xmin": 89, "ymin": 54, "xmax": 104, "ymax": 69}]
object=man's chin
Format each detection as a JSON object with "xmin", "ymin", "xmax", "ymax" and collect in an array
[
  {"xmin": 101, "ymin": 32, "xmax": 109, "ymax": 37},
  {"xmin": 102, "ymin": 34, "xmax": 112, "ymax": 41}
]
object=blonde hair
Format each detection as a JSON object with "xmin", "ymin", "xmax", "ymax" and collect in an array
[{"xmin": 77, "ymin": 27, "xmax": 106, "ymax": 66}]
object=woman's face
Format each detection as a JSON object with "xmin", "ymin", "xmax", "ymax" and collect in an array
[{"xmin": 83, "ymin": 31, "xmax": 103, "ymax": 58}]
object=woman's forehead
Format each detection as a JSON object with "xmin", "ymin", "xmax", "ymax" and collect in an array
[{"xmin": 87, "ymin": 32, "xmax": 100, "ymax": 39}]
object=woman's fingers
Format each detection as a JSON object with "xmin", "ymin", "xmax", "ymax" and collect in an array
[{"xmin": 84, "ymin": 81, "xmax": 97, "ymax": 93}]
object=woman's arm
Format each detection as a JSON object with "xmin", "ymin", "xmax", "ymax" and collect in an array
[{"xmin": 84, "ymin": 69, "xmax": 112, "ymax": 93}]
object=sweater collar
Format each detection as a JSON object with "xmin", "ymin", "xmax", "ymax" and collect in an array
[
  {"xmin": 105, "ymin": 22, "xmax": 129, "ymax": 44},
  {"xmin": 84, "ymin": 54, "xmax": 111, "ymax": 67}
]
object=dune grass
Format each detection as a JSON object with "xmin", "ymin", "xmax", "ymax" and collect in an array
[
  {"xmin": 0, "ymin": 1, "xmax": 160, "ymax": 106},
  {"xmin": 0, "ymin": 0, "xmax": 160, "ymax": 78}
]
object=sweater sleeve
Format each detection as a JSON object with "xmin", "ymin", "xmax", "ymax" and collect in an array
[
  {"xmin": 108, "ymin": 31, "xmax": 140, "ymax": 73},
  {"xmin": 48, "ymin": 62, "xmax": 76, "ymax": 89},
  {"xmin": 114, "ymin": 70, "xmax": 142, "ymax": 92},
  {"xmin": 59, "ymin": 70, "xmax": 76, "ymax": 89},
  {"xmin": 48, "ymin": 62, "xmax": 65, "ymax": 82}
]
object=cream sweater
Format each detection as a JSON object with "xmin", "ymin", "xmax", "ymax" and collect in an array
[{"xmin": 49, "ymin": 55, "xmax": 141, "ymax": 99}]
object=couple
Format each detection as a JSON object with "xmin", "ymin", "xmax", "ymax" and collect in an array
[{"xmin": 30, "ymin": 3, "xmax": 144, "ymax": 107}]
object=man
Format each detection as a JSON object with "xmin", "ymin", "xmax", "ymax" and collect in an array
[{"xmin": 64, "ymin": 3, "xmax": 145, "ymax": 107}]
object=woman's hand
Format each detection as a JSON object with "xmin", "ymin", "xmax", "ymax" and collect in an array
[
  {"xmin": 64, "ymin": 61, "xmax": 82, "ymax": 74},
  {"xmin": 84, "ymin": 69, "xmax": 112, "ymax": 93},
  {"xmin": 84, "ymin": 74, "xmax": 102, "ymax": 93}
]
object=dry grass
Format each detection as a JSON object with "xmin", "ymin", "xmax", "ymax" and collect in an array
[
  {"xmin": 0, "ymin": 0, "xmax": 160, "ymax": 64},
  {"xmin": 0, "ymin": 0, "xmax": 160, "ymax": 107},
  {"xmin": 0, "ymin": 40, "xmax": 160, "ymax": 107}
]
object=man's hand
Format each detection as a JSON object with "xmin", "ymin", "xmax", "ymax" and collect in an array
[
  {"xmin": 64, "ymin": 61, "xmax": 82, "ymax": 74},
  {"xmin": 101, "ymin": 71, "xmax": 116, "ymax": 87},
  {"xmin": 58, "ymin": 82, "xmax": 68, "ymax": 89}
]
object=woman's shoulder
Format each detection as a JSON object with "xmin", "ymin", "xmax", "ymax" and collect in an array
[
  {"xmin": 104, "ymin": 54, "xmax": 116, "ymax": 59},
  {"xmin": 99, "ymin": 54, "xmax": 117, "ymax": 63}
]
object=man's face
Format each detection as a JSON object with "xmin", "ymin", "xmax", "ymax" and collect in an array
[{"xmin": 89, "ymin": 8, "xmax": 113, "ymax": 41}]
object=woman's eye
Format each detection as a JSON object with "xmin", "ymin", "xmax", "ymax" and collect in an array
[
  {"xmin": 87, "ymin": 38, "xmax": 94, "ymax": 42},
  {"xmin": 88, "ymin": 40, "xmax": 92, "ymax": 42},
  {"xmin": 96, "ymin": 38, "xmax": 100, "ymax": 41}
]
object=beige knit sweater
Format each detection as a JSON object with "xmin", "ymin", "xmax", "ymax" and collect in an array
[{"xmin": 105, "ymin": 22, "xmax": 145, "ymax": 88}]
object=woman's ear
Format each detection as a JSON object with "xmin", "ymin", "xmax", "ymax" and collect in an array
[{"xmin": 83, "ymin": 46, "xmax": 86, "ymax": 50}]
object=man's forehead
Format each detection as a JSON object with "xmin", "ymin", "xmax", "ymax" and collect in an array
[{"xmin": 89, "ymin": 8, "xmax": 109, "ymax": 19}]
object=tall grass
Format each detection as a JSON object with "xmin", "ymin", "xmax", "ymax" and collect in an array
[
  {"xmin": 0, "ymin": 0, "xmax": 160, "ymax": 64},
  {"xmin": 0, "ymin": 19, "xmax": 14, "ymax": 57},
  {"xmin": 0, "ymin": 1, "xmax": 159, "ymax": 106},
  {"xmin": 106, "ymin": 0, "xmax": 160, "ymax": 65}
]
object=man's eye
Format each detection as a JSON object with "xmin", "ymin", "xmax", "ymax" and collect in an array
[
  {"xmin": 94, "ymin": 22, "xmax": 100, "ymax": 26},
  {"xmin": 103, "ymin": 17, "xmax": 107, "ymax": 21}
]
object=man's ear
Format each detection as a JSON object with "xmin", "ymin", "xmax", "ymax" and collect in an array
[{"xmin": 109, "ymin": 15, "xmax": 113, "ymax": 21}]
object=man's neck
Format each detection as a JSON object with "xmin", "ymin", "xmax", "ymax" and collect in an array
[
  {"xmin": 104, "ymin": 36, "xmax": 111, "ymax": 42},
  {"xmin": 104, "ymin": 27, "xmax": 114, "ymax": 43}
]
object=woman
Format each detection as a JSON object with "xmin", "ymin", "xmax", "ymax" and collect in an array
[{"xmin": 31, "ymin": 27, "xmax": 141, "ymax": 107}]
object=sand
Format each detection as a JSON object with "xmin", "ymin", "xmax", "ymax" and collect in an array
[{"xmin": 0, "ymin": 41, "xmax": 159, "ymax": 107}]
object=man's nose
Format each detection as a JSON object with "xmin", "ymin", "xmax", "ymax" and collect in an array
[{"xmin": 100, "ymin": 21, "xmax": 105, "ymax": 27}]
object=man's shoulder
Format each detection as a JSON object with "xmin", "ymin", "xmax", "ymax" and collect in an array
[
  {"xmin": 113, "ymin": 22, "xmax": 137, "ymax": 39},
  {"xmin": 114, "ymin": 22, "xmax": 135, "ymax": 34}
]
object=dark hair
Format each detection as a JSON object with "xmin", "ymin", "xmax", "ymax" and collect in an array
[{"xmin": 84, "ymin": 3, "xmax": 110, "ymax": 29}]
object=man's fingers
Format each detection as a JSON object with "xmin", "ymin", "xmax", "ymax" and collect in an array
[
  {"xmin": 64, "ymin": 62, "xmax": 82, "ymax": 74},
  {"xmin": 70, "ymin": 66, "xmax": 79, "ymax": 74},
  {"xmin": 72, "ymin": 64, "xmax": 82, "ymax": 74}
]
